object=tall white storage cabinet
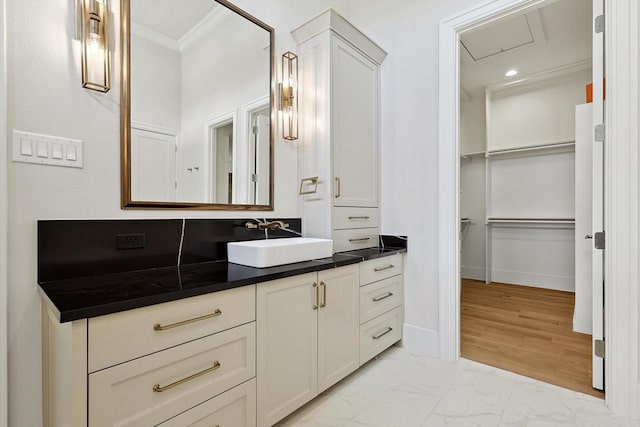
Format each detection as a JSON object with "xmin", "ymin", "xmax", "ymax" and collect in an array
[{"xmin": 292, "ymin": 10, "xmax": 387, "ymax": 253}]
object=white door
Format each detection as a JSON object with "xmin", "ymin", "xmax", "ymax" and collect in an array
[
  {"xmin": 332, "ymin": 36, "xmax": 379, "ymax": 208},
  {"xmin": 317, "ymin": 265, "xmax": 359, "ymax": 392},
  {"xmin": 591, "ymin": 0, "xmax": 605, "ymax": 391},
  {"xmin": 131, "ymin": 127, "xmax": 177, "ymax": 201}
]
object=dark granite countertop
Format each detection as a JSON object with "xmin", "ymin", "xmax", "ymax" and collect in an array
[{"xmin": 39, "ymin": 247, "xmax": 406, "ymax": 323}]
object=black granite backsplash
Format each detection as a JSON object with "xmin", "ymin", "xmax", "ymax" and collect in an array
[{"xmin": 38, "ymin": 218, "xmax": 302, "ymax": 282}]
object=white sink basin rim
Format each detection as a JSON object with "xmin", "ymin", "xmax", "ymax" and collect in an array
[{"xmin": 227, "ymin": 237, "xmax": 333, "ymax": 268}]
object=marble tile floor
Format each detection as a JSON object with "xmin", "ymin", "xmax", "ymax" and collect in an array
[{"xmin": 275, "ymin": 345, "xmax": 638, "ymax": 427}]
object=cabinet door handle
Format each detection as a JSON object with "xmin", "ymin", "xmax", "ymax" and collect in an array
[
  {"xmin": 348, "ymin": 216, "xmax": 370, "ymax": 220},
  {"xmin": 349, "ymin": 237, "xmax": 370, "ymax": 242},
  {"xmin": 372, "ymin": 292, "xmax": 394, "ymax": 302},
  {"xmin": 153, "ymin": 361, "xmax": 221, "ymax": 393},
  {"xmin": 335, "ymin": 177, "xmax": 341, "ymax": 198},
  {"xmin": 153, "ymin": 309, "xmax": 222, "ymax": 331},
  {"xmin": 320, "ymin": 281, "xmax": 327, "ymax": 308},
  {"xmin": 374, "ymin": 264, "xmax": 394, "ymax": 272},
  {"xmin": 313, "ymin": 282, "xmax": 319, "ymax": 310},
  {"xmin": 372, "ymin": 327, "xmax": 393, "ymax": 340}
]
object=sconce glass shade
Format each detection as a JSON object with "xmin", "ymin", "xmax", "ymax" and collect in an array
[
  {"xmin": 280, "ymin": 51, "xmax": 298, "ymax": 140},
  {"xmin": 81, "ymin": 0, "xmax": 110, "ymax": 92}
]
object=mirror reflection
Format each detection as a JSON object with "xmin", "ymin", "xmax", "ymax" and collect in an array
[{"xmin": 126, "ymin": 0, "xmax": 273, "ymax": 208}]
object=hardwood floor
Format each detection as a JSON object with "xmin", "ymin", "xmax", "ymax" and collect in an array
[{"xmin": 461, "ymin": 279, "xmax": 604, "ymax": 398}]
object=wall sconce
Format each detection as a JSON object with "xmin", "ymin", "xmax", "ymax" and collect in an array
[
  {"xmin": 79, "ymin": 0, "xmax": 110, "ymax": 92},
  {"xmin": 278, "ymin": 51, "xmax": 298, "ymax": 140}
]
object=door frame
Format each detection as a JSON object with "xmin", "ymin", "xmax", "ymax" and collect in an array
[
  {"xmin": 205, "ymin": 110, "xmax": 237, "ymax": 204},
  {"xmin": 0, "ymin": 0, "xmax": 8, "ymax": 423},
  {"xmin": 439, "ymin": 0, "xmax": 638, "ymax": 416}
]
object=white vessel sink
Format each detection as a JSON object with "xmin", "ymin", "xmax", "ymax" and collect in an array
[{"xmin": 227, "ymin": 237, "xmax": 333, "ymax": 268}]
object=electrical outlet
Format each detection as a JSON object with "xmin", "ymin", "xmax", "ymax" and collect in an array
[{"xmin": 116, "ymin": 233, "xmax": 146, "ymax": 250}]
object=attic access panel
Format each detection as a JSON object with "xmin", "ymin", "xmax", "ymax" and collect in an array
[{"xmin": 461, "ymin": 14, "xmax": 535, "ymax": 61}]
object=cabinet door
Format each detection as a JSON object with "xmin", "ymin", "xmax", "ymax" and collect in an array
[
  {"xmin": 317, "ymin": 265, "xmax": 360, "ymax": 392},
  {"xmin": 257, "ymin": 273, "xmax": 318, "ymax": 427},
  {"xmin": 332, "ymin": 36, "xmax": 379, "ymax": 207}
]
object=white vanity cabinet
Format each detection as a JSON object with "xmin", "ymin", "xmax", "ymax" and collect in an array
[
  {"xmin": 256, "ymin": 264, "xmax": 360, "ymax": 427},
  {"xmin": 42, "ymin": 285, "xmax": 257, "ymax": 427},
  {"xmin": 42, "ymin": 256, "xmax": 403, "ymax": 427},
  {"xmin": 293, "ymin": 10, "xmax": 387, "ymax": 252}
]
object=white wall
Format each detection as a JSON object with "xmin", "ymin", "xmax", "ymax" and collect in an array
[
  {"xmin": 130, "ymin": 34, "xmax": 182, "ymax": 130},
  {"xmin": 488, "ymin": 69, "xmax": 591, "ymax": 150},
  {"xmin": 460, "ymin": 90, "xmax": 486, "ymax": 155},
  {"xmin": 460, "ymin": 158, "xmax": 486, "ymax": 281}
]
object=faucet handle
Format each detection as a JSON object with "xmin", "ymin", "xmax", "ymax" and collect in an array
[{"xmin": 245, "ymin": 221, "xmax": 259, "ymax": 230}]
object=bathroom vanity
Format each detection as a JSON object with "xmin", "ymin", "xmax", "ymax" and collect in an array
[
  {"xmin": 38, "ymin": 1, "xmax": 404, "ymax": 425},
  {"xmin": 39, "ymin": 220, "xmax": 405, "ymax": 427}
]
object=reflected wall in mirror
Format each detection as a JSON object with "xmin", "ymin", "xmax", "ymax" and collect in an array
[{"xmin": 121, "ymin": 0, "xmax": 275, "ymax": 209}]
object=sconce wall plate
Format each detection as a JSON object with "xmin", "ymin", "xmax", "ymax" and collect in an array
[
  {"xmin": 279, "ymin": 51, "xmax": 298, "ymax": 140},
  {"xmin": 80, "ymin": 0, "xmax": 111, "ymax": 92}
]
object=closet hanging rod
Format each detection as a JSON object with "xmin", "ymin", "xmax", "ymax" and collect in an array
[
  {"xmin": 486, "ymin": 141, "xmax": 575, "ymax": 157},
  {"xmin": 487, "ymin": 217, "xmax": 575, "ymax": 224}
]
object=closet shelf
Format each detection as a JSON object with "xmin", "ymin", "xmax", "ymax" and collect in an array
[
  {"xmin": 460, "ymin": 151, "xmax": 485, "ymax": 161},
  {"xmin": 486, "ymin": 141, "xmax": 575, "ymax": 157}
]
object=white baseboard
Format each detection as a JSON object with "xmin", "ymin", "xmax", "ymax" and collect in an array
[
  {"xmin": 461, "ymin": 266, "xmax": 485, "ymax": 281},
  {"xmin": 492, "ymin": 269, "xmax": 574, "ymax": 292},
  {"xmin": 400, "ymin": 323, "xmax": 439, "ymax": 357}
]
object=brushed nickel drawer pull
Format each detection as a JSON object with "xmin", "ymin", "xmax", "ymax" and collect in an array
[
  {"xmin": 320, "ymin": 281, "xmax": 327, "ymax": 308},
  {"xmin": 374, "ymin": 264, "xmax": 394, "ymax": 272},
  {"xmin": 153, "ymin": 309, "xmax": 222, "ymax": 331},
  {"xmin": 349, "ymin": 237, "xmax": 370, "ymax": 242},
  {"xmin": 372, "ymin": 327, "xmax": 393, "ymax": 340},
  {"xmin": 335, "ymin": 177, "xmax": 341, "ymax": 198},
  {"xmin": 372, "ymin": 292, "xmax": 394, "ymax": 302},
  {"xmin": 152, "ymin": 361, "xmax": 221, "ymax": 393},
  {"xmin": 348, "ymin": 216, "xmax": 370, "ymax": 220},
  {"xmin": 313, "ymin": 282, "xmax": 319, "ymax": 310}
]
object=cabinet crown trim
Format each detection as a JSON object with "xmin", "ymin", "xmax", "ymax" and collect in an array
[{"xmin": 291, "ymin": 8, "xmax": 387, "ymax": 64}]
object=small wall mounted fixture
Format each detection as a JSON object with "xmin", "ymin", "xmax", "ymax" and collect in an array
[
  {"xmin": 79, "ymin": 0, "xmax": 110, "ymax": 92},
  {"xmin": 278, "ymin": 51, "xmax": 298, "ymax": 140}
]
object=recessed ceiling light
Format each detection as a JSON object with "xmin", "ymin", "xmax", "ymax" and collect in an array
[{"xmin": 505, "ymin": 69, "xmax": 518, "ymax": 77}]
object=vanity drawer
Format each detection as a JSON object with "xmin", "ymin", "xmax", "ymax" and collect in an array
[
  {"xmin": 333, "ymin": 228, "xmax": 379, "ymax": 252},
  {"xmin": 359, "ymin": 275, "xmax": 403, "ymax": 324},
  {"xmin": 333, "ymin": 207, "xmax": 379, "ymax": 230},
  {"xmin": 359, "ymin": 253, "xmax": 402, "ymax": 285},
  {"xmin": 158, "ymin": 378, "xmax": 256, "ymax": 427},
  {"xmin": 359, "ymin": 307, "xmax": 402, "ymax": 365},
  {"xmin": 88, "ymin": 322, "xmax": 256, "ymax": 427},
  {"xmin": 88, "ymin": 285, "xmax": 255, "ymax": 372}
]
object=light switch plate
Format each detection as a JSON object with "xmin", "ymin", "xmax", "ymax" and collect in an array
[{"xmin": 12, "ymin": 130, "xmax": 83, "ymax": 168}]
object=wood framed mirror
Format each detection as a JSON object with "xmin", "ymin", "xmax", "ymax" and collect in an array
[{"xmin": 120, "ymin": 0, "xmax": 275, "ymax": 210}]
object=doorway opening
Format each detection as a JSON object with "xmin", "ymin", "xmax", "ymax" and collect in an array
[{"xmin": 451, "ymin": 0, "xmax": 604, "ymax": 397}]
